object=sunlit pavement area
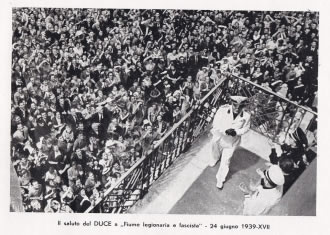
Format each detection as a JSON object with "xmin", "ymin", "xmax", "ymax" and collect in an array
[
  {"xmin": 169, "ymin": 148, "xmax": 266, "ymax": 214},
  {"xmin": 129, "ymin": 130, "xmax": 272, "ymax": 214}
]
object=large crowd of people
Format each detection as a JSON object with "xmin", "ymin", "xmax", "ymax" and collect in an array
[{"xmin": 11, "ymin": 8, "xmax": 318, "ymax": 213}]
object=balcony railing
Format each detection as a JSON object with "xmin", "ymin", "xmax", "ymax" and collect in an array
[
  {"xmin": 85, "ymin": 76, "xmax": 228, "ymax": 213},
  {"xmin": 228, "ymin": 75, "xmax": 317, "ymax": 145},
  {"xmin": 85, "ymin": 74, "xmax": 317, "ymax": 213}
]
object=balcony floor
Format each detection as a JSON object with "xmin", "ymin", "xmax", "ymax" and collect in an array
[
  {"xmin": 168, "ymin": 148, "xmax": 266, "ymax": 214},
  {"xmin": 129, "ymin": 129, "xmax": 272, "ymax": 214}
]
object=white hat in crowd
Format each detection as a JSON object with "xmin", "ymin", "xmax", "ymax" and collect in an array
[{"xmin": 265, "ymin": 165, "xmax": 285, "ymax": 186}]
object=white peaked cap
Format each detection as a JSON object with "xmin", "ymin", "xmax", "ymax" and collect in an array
[
  {"xmin": 230, "ymin": 96, "xmax": 248, "ymax": 104},
  {"xmin": 266, "ymin": 165, "xmax": 285, "ymax": 186}
]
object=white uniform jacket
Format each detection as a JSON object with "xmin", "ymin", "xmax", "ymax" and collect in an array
[
  {"xmin": 211, "ymin": 104, "xmax": 251, "ymax": 148},
  {"xmin": 243, "ymin": 185, "xmax": 283, "ymax": 216}
]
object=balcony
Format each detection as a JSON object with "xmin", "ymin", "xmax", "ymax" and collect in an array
[{"xmin": 85, "ymin": 74, "xmax": 317, "ymax": 215}]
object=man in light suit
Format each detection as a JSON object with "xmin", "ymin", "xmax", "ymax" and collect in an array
[
  {"xmin": 209, "ymin": 95, "xmax": 251, "ymax": 189},
  {"xmin": 240, "ymin": 164, "xmax": 284, "ymax": 215}
]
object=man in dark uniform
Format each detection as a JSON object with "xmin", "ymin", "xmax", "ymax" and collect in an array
[{"xmin": 269, "ymin": 127, "xmax": 309, "ymax": 194}]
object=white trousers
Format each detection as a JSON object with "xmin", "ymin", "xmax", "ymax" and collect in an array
[{"xmin": 211, "ymin": 138, "xmax": 236, "ymax": 185}]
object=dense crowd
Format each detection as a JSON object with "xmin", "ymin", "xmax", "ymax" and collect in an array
[{"xmin": 11, "ymin": 8, "xmax": 318, "ymax": 212}]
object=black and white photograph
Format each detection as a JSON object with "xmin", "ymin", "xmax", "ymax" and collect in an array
[
  {"xmin": 9, "ymin": 6, "xmax": 319, "ymax": 216},
  {"xmin": 2, "ymin": 0, "xmax": 330, "ymax": 234}
]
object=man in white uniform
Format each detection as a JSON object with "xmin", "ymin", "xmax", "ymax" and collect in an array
[
  {"xmin": 209, "ymin": 96, "xmax": 251, "ymax": 189},
  {"xmin": 239, "ymin": 164, "xmax": 284, "ymax": 215}
]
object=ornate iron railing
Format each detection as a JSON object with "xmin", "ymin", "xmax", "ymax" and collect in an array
[
  {"xmin": 85, "ymin": 77, "xmax": 228, "ymax": 213},
  {"xmin": 86, "ymin": 74, "xmax": 317, "ymax": 213},
  {"xmin": 228, "ymin": 75, "xmax": 317, "ymax": 144}
]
